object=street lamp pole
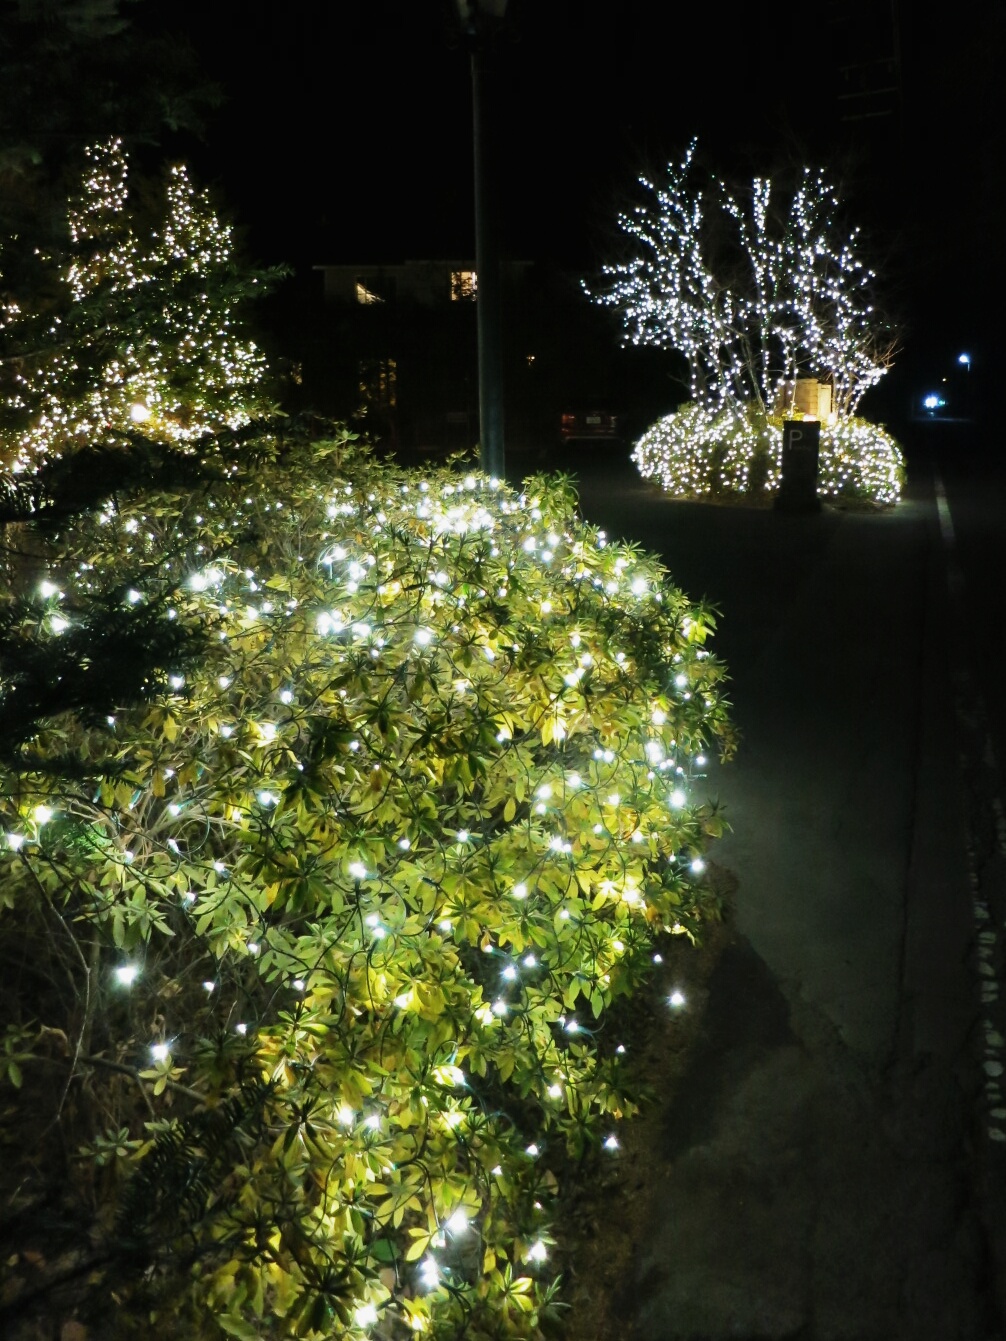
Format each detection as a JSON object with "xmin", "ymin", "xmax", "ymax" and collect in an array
[{"xmin": 456, "ymin": 0, "xmax": 507, "ymax": 479}]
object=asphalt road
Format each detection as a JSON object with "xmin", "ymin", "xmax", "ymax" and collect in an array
[{"xmin": 545, "ymin": 430, "xmax": 1006, "ymax": 1341}]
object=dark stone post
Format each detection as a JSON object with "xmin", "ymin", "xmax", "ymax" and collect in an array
[{"xmin": 775, "ymin": 420, "xmax": 822, "ymax": 514}]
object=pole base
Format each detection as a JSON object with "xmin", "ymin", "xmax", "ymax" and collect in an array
[{"xmin": 774, "ymin": 489, "xmax": 822, "ymax": 515}]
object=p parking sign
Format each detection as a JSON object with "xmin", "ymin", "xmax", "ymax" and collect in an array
[{"xmin": 775, "ymin": 419, "xmax": 821, "ymax": 513}]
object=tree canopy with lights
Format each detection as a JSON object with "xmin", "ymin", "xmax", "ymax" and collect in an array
[
  {"xmin": 588, "ymin": 144, "xmax": 904, "ymax": 506},
  {"xmin": 0, "ymin": 138, "xmax": 276, "ymax": 473},
  {"xmin": 589, "ymin": 142, "xmax": 894, "ymax": 416}
]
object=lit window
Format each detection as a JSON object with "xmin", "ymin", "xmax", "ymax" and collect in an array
[
  {"xmin": 450, "ymin": 270, "xmax": 477, "ymax": 301},
  {"xmin": 355, "ymin": 279, "xmax": 384, "ymax": 305}
]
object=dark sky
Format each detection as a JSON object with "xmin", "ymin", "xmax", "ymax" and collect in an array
[{"xmin": 146, "ymin": 0, "xmax": 1003, "ymax": 362}]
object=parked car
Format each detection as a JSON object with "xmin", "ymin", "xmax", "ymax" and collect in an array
[{"xmin": 559, "ymin": 410, "xmax": 621, "ymax": 443}]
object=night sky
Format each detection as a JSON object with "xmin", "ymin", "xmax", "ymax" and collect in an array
[{"xmin": 144, "ymin": 0, "xmax": 1004, "ymax": 377}]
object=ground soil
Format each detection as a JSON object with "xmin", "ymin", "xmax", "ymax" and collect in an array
[{"xmin": 555, "ymin": 867, "xmax": 736, "ymax": 1341}]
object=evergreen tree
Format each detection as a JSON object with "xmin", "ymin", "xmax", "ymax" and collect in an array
[{"xmin": 1, "ymin": 137, "xmax": 277, "ymax": 471}]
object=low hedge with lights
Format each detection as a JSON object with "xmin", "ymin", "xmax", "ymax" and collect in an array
[
  {"xmin": 633, "ymin": 402, "xmax": 905, "ymax": 507},
  {"xmin": 1, "ymin": 430, "xmax": 734, "ymax": 1341}
]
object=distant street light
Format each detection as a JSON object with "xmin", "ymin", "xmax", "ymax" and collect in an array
[
  {"xmin": 454, "ymin": 0, "xmax": 508, "ymax": 479},
  {"xmin": 958, "ymin": 352, "xmax": 971, "ymax": 368}
]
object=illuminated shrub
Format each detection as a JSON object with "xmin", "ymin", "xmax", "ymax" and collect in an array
[
  {"xmin": 634, "ymin": 403, "xmax": 904, "ymax": 507},
  {"xmin": 816, "ymin": 415, "xmax": 906, "ymax": 504},
  {"xmin": 1, "ymin": 431, "xmax": 733, "ymax": 1339}
]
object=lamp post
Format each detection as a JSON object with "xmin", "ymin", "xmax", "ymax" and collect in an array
[{"xmin": 455, "ymin": 0, "xmax": 507, "ymax": 479}]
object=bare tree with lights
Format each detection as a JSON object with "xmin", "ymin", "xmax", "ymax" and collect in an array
[{"xmin": 588, "ymin": 143, "xmax": 892, "ymax": 417}]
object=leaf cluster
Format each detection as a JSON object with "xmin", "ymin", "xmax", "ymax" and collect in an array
[{"xmin": 0, "ymin": 430, "xmax": 734, "ymax": 1340}]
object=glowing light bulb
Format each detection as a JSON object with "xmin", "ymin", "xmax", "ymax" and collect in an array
[
  {"xmin": 669, "ymin": 990, "xmax": 686, "ymax": 1008},
  {"xmin": 150, "ymin": 1042, "xmax": 171, "ymax": 1062},
  {"xmin": 446, "ymin": 1210, "xmax": 469, "ymax": 1235},
  {"xmin": 419, "ymin": 1257, "xmax": 440, "ymax": 1289},
  {"xmin": 114, "ymin": 964, "xmax": 139, "ymax": 986}
]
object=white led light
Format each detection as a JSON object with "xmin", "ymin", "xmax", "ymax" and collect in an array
[{"xmin": 419, "ymin": 1257, "xmax": 440, "ymax": 1289}]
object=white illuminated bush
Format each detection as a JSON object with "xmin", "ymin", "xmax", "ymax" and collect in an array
[
  {"xmin": 633, "ymin": 403, "xmax": 904, "ymax": 507},
  {"xmin": 1, "ymin": 431, "xmax": 734, "ymax": 1339}
]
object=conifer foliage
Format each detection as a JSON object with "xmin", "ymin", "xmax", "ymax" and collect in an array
[{"xmin": 0, "ymin": 139, "xmax": 274, "ymax": 471}]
